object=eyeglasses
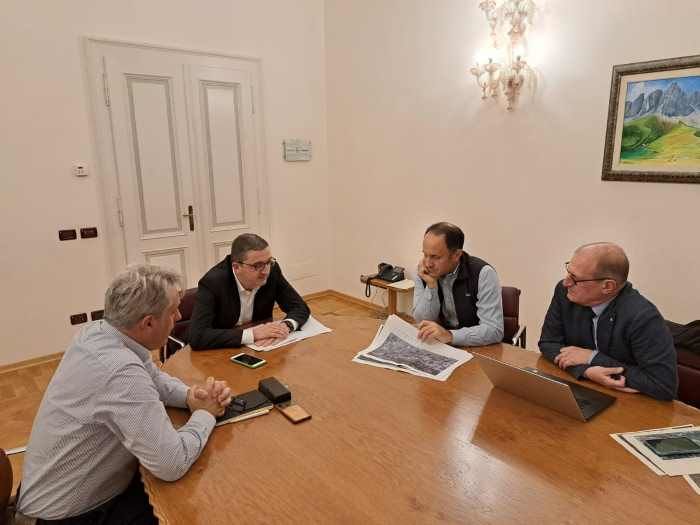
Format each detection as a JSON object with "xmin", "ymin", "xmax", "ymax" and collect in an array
[
  {"xmin": 236, "ymin": 257, "xmax": 276, "ymax": 272},
  {"xmin": 564, "ymin": 262, "xmax": 615, "ymax": 286}
]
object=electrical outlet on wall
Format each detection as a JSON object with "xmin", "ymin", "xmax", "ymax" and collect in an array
[{"xmin": 70, "ymin": 313, "xmax": 88, "ymax": 325}]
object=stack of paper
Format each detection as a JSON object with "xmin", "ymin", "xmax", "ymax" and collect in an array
[
  {"xmin": 611, "ymin": 424, "xmax": 700, "ymax": 494},
  {"xmin": 246, "ymin": 316, "xmax": 332, "ymax": 352},
  {"xmin": 352, "ymin": 314, "xmax": 472, "ymax": 381}
]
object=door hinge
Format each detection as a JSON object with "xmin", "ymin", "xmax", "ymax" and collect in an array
[
  {"xmin": 102, "ymin": 69, "xmax": 111, "ymax": 108},
  {"xmin": 116, "ymin": 198, "xmax": 124, "ymax": 227},
  {"xmin": 250, "ymin": 85, "xmax": 255, "ymax": 114}
]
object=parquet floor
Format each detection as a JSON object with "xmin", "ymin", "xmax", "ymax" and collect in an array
[{"xmin": 0, "ymin": 293, "xmax": 376, "ymax": 495}]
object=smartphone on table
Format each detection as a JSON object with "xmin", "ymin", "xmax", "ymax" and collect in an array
[{"xmin": 230, "ymin": 352, "xmax": 266, "ymax": 369}]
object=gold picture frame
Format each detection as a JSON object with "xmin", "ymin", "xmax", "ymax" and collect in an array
[{"xmin": 602, "ymin": 54, "xmax": 700, "ymax": 184}]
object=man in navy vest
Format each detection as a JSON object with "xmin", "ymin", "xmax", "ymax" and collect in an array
[
  {"xmin": 413, "ymin": 222, "xmax": 504, "ymax": 346},
  {"xmin": 539, "ymin": 242, "xmax": 677, "ymax": 400}
]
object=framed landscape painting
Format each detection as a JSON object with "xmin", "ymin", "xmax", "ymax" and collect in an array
[{"xmin": 602, "ymin": 54, "xmax": 700, "ymax": 184}]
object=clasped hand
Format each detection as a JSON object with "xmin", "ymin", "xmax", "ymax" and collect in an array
[
  {"xmin": 187, "ymin": 376, "xmax": 233, "ymax": 417},
  {"xmin": 553, "ymin": 346, "xmax": 594, "ymax": 369},
  {"xmin": 252, "ymin": 321, "xmax": 290, "ymax": 347}
]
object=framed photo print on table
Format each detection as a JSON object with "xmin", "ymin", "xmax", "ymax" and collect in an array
[{"xmin": 602, "ymin": 54, "xmax": 700, "ymax": 184}]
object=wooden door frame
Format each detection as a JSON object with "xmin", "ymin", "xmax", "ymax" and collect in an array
[{"xmin": 83, "ymin": 36, "xmax": 270, "ymax": 278}]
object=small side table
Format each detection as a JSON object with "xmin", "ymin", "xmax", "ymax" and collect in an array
[{"xmin": 360, "ymin": 276, "xmax": 414, "ymax": 316}]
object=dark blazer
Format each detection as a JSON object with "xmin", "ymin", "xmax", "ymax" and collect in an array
[
  {"xmin": 539, "ymin": 281, "xmax": 677, "ymax": 401},
  {"xmin": 189, "ymin": 255, "xmax": 310, "ymax": 350}
]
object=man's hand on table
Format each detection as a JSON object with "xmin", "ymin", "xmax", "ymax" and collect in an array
[
  {"xmin": 187, "ymin": 376, "xmax": 232, "ymax": 417},
  {"xmin": 416, "ymin": 320, "xmax": 453, "ymax": 344}
]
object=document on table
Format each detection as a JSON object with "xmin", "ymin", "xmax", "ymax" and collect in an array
[
  {"xmin": 684, "ymin": 473, "xmax": 700, "ymax": 495},
  {"xmin": 353, "ymin": 314, "xmax": 472, "ymax": 381},
  {"xmin": 246, "ymin": 316, "xmax": 332, "ymax": 352},
  {"xmin": 611, "ymin": 425, "xmax": 700, "ymax": 477}
]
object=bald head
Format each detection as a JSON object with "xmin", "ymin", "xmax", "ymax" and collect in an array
[{"xmin": 574, "ymin": 242, "xmax": 629, "ymax": 284}]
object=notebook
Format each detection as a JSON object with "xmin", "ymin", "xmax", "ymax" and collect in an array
[{"xmin": 215, "ymin": 389, "xmax": 274, "ymax": 427}]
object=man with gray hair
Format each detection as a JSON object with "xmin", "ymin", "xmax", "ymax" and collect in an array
[
  {"xmin": 189, "ymin": 233, "xmax": 310, "ymax": 349},
  {"xmin": 539, "ymin": 242, "xmax": 677, "ymax": 400},
  {"xmin": 17, "ymin": 265, "xmax": 232, "ymax": 524}
]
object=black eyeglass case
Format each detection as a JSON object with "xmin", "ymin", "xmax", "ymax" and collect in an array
[{"xmin": 258, "ymin": 376, "xmax": 292, "ymax": 404}]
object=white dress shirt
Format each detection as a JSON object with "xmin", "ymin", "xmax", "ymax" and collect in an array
[{"xmin": 233, "ymin": 269, "xmax": 259, "ymax": 345}]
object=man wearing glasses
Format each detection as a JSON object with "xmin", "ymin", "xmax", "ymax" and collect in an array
[
  {"xmin": 189, "ymin": 233, "xmax": 310, "ymax": 349},
  {"xmin": 539, "ymin": 242, "xmax": 677, "ymax": 400}
]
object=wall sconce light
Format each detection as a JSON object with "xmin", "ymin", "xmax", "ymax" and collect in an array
[
  {"xmin": 470, "ymin": 58, "xmax": 501, "ymax": 100},
  {"xmin": 471, "ymin": 0, "xmax": 536, "ymax": 110}
]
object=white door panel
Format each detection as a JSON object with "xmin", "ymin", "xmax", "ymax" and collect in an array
[
  {"xmin": 105, "ymin": 49, "xmax": 201, "ymax": 285},
  {"xmin": 86, "ymin": 39, "xmax": 267, "ymax": 286},
  {"xmin": 188, "ymin": 65, "xmax": 261, "ymax": 269}
]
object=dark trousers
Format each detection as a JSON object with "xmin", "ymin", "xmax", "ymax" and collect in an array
[{"xmin": 37, "ymin": 475, "xmax": 157, "ymax": 525}]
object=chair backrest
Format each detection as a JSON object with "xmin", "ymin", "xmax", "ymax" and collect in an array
[
  {"xmin": 667, "ymin": 320, "xmax": 700, "ymax": 407},
  {"xmin": 0, "ymin": 448, "xmax": 12, "ymax": 525},
  {"xmin": 501, "ymin": 286, "xmax": 521, "ymax": 344},
  {"xmin": 173, "ymin": 287, "xmax": 198, "ymax": 341},
  {"xmin": 164, "ymin": 288, "xmax": 198, "ymax": 358}
]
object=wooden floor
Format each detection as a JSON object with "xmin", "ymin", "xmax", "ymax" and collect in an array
[{"xmin": 0, "ymin": 292, "xmax": 376, "ymax": 495}]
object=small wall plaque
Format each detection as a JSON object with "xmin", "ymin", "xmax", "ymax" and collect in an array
[{"xmin": 283, "ymin": 139, "xmax": 312, "ymax": 162}]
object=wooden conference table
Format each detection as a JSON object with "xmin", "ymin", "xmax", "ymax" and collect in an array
[{"xmin": 143, "ymin": 314, "xmax": 700, "ymax": 525}]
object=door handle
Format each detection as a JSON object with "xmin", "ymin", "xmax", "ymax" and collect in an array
[{"xmin": 182, "ymin": 205, "xmax": 195, "ymax": 231}]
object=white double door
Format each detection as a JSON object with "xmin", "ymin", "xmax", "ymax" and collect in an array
[{"xmin": 87, "ymin": 39, "xmax": 267, "ymax": 286}]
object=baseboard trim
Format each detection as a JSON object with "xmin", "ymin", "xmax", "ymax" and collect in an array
[
  {"xmin": 319, "ymin": 289, "xmax": 385, "ymax": 313},
  {"xmin": 302, "ymin": 289, "xmax": 337, "ymax": 301},
  {"xmin": 0, "ymin": 290, "xmax": 388, "ymax": 373},
  {"xmin": 0, "ymin": 352, "xmax": 64, "ymax": 374}
]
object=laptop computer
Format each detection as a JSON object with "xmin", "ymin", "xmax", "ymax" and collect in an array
[{"xmin": 474, "ymin": 353, "xmax": 616, "ymax": 421}]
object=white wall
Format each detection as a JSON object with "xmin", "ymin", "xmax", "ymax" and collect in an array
[
  {"xmin": 325, "ymin": 0, "xmax": 700, "ymax": 347},
  {"xmin": 3, "ymin": 1, "xmax": 699, "ymax": 367},
  {"xmin": 0, "ymin": 0, "xmax": 329, "ymax": 366}
]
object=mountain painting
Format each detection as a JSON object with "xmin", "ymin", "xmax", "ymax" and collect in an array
[{"xmin": 621, "ymin": 75, "xmax": 700, "ymax": 166}]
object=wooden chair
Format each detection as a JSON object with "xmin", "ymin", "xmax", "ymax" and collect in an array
[{"xmin": 502, "ymin": 286, "xmax": 526, "ymax": 348}]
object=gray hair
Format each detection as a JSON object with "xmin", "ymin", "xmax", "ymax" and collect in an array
[
  {"xmin": 231, "ymin": 233, "xmax": 269, "ymax": 262},
  {"xmin": 104, "ymin": 264, "xmax": 183, "ymax": 329}
]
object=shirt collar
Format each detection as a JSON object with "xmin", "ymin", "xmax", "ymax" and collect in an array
[
  {"xmin": 439, "ymin": 261, "xmax": 460, "ymax": 282},
  {"xmin": 591, "ymin": 299, "xmax": 613, "ymax": 317},
  {"xmin": 101, "ymin": 320, "xmax": 152, "ymax": 364}
]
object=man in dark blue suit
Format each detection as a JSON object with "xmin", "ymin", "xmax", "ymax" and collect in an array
[{"xmin": 539, "ymin": 242, "xmax": 677, "ymax": 401}]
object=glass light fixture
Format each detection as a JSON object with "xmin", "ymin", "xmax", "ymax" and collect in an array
[{"xmin": 470, "ymin": 0, "xmax": 536, "ymax": 110}]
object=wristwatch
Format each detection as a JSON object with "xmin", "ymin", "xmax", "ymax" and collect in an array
[{"xmin": 282, "ymin": 319, "xmax": 295, "ymax": 332}]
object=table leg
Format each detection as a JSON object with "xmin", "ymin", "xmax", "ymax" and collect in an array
[{"xmin": 387, "ymin": 290, "xmax": 397, "ymax": 315}]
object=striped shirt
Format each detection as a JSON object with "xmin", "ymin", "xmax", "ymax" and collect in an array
[{"xmin": 17, "ymin": 321, "xmax": 215, "ymax": 519}]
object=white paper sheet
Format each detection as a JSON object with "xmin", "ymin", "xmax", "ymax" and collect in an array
[
  {"xmin": 387, "ymin": 279, "xmax": 414, "ymax": 290},
  {"xmin": 684, "ymin": 473, "xmax": 700, "ymax": 495},
  {"xmin": 246, "ymin": 316, "xmax": 332, "ymax": 352},
  {"xmin": 352, "ymin": 314, "xmax": 472, "ymax": 381}
]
